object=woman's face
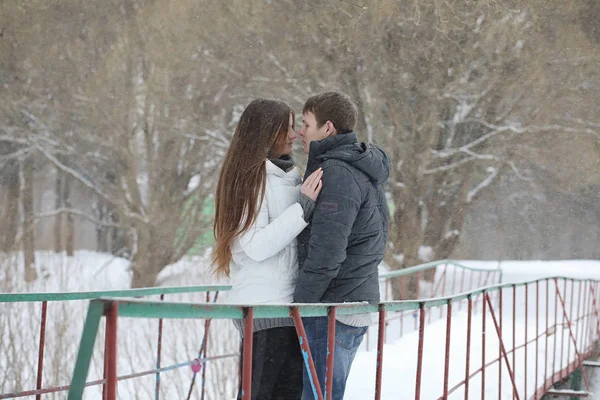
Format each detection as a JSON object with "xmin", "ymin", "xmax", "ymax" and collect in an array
[{"xmin": 271, "ymin": 113, "xmax": 297, "ymax": 158}]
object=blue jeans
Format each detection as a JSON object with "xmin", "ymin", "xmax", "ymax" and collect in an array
[{"xmin": 301, "ymin": 317, "xmax": 367, "ymax": 400}]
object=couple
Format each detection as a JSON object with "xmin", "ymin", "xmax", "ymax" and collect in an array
[{"xmin": 212, "ymin": 91, "xmax": 390, "ymax": 400}]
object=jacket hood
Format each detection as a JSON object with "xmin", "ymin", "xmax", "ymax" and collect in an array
[{"xmin": 309, "ymin": 132, "xmax": 390, "ymax": 185}]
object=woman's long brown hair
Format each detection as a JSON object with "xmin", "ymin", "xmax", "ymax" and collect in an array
[{"xmin": 212, "ymin": 98, "xmax": 294, "ymax": 277}]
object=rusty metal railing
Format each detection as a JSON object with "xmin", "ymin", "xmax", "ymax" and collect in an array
[
  {"xmin": 66, "ymin": 276, "xmax": 600, "ymax": 400},
  {"xmin": 0, "ymin": 260, "xmax": 497, "ymax": 399}
]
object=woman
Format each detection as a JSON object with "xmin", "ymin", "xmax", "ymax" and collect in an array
[{"xmin": 212, "ymin": 98, "xmax": 323, "ymax": 399}]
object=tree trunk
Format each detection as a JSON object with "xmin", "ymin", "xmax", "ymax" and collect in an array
[
  {"xmin": 130, "ymin": 226, "xmax": 172, "ymax": 288},
  {"xmin": 22, "ymin": 160, "xmax": 37, "ymax": 282},
  {"xmin": 2, "ymin": 163, "xmax": 20, "ymax": 252},
  {"xmin": 54, "ymin": 168, "xmax": 63, "ymax": 253},
  {"xmin": 63, "ymin": 174, "xmax": 74, "ymax": 256}
]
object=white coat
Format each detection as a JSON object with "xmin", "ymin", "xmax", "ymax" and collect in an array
[{"xmin": 227, "ymin": 160, "xmax": 308, "ymax": 304}]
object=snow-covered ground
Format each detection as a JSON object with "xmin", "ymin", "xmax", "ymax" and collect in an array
[{"xmin": 2, "ymin": 254, "xmax": 600, "ymax": 399}]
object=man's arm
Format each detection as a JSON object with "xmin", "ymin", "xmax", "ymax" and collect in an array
[{"xmin": 294, "ymin": 164, "xmax": 361, "ymax": 303}]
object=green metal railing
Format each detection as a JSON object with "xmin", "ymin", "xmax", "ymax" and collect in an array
[
  {"xmin": 0, "ymin": 260, "xmax": 502, "ymax": 399},
  {"xmin": 67, "ymin": 276, "xmax": 600, "ymax": 400}
]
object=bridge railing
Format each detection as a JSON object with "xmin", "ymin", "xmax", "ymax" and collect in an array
[
  {"xmin": 0, "ymin": 286, "xmax": 229, "ymax": 399},
  {"xmin": 0, "ymin": 260, "xmax": 501, "ymax": 399},
  {"xmin": 66, "ymin": 276, "xmax": 600, "ymax": 400}
]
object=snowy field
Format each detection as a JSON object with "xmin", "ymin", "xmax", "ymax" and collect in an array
[{"xmin": 2, "ymin": 253, "xmax": 600, "ymax": 399}]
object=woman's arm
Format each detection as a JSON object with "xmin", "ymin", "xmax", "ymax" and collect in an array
[{"xmin": 238, "ymin": 199, "xmax": 308, "ymax": 262}]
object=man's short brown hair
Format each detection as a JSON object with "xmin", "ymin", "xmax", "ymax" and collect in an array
[{"xmin": 302, "ymin": 91, "xmax": 358, "ymax": 134}]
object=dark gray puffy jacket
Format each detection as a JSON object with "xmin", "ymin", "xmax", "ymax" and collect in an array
[{"xmin": 294, "ymin": 132, "xmax": 390, "ymax": 304}]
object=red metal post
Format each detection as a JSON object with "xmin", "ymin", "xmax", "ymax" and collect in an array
[
  {"xmin": 464, "ymin": 296, "xmax": 472, "ymax": 400},
  {"xmin": 535, "ymin": 281, "xmax": 539, "ymax": 399},
  {"xmin": 200, "ymin": 292, "xmax": 212, "ymax": 400},
  {"xmin": 36, "ymin": 301, "xmax": 48, "ymax": 400},
  {"xmin": 485, "ymin": 294, "xmax": 520, "ymax": 400},
  {"xmin": 586, "ymin": 281, "xmax": 593, "ymax": 351},
  {"xmin": 552, "ymin": 279, "xmax": 558, "ymax": 382},
  {"xmin": 103, "ymin": 317, "xmax": 109, "ymax": 400},
  {"xmin": 155, "ymin": 293, "xmax": 165, "ymax": 400},
  {"xmin": 524, "ymin": 283, "xmax": 528, "ymax": 400},
  {"xmin": 442, "ymin": 299, "xmax": 452, "ymax": 399},
  {"xmin": 581, "ymin": 281, "xmax": 590, "ymax": 355},
  {"xmin": 553, "ymin": 278, "xmax": 591, "ymax": 391},
  {"xmin": 375, "ymin": 304, "xmax": 386, "ymax": 400},
  {"xmin": 291, "ymin": 307, "xmax": 324, "ymax": 400},
  {"xmin": 415, "ymin": 304, "xmax": 426, "ymax": 400},
  {"xmin": 326, "ymin": 307, "xmax": 336, "ymax": 400},
  {"xmin": 498, "ymin": 288, "xmax": 503, "ymax": 400},
  {"xmin": 565, "ymin": 281, "xmax": 574, "ymax": 376},
  {"xmin": 587, "ymin": 281, "xmax": 600, "ymax": 341},
  {"xmin": 559, "ymin": 279, "xmax": 567, "ymax": 380},
  {"xmin": 574, "ymin": 281, "xmax": 584, "ymax": 374},
  {"xmin": 544, "ymin": 279, "xmax": 549, "ymax": 391},
  {"xmin": 415, "ymin": 272, "xmax": 421, "ymax": 331},
  {"xmin": 481, "ymin": 292, "xmax": 486, "ymax": 400},
  {"xmin": 105, "ymin": 302, "xmax": 119, "ymax": 400},
  {"xmin": 242, "ymin": 307, "xmax": 254, "ymax": 400},
  {"xmin": 512, "ymin": 284, "xmax": 516, "ymax": 400}
]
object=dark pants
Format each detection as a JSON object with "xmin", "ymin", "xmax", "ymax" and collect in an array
[{"xmin": 237, "ymin": 327, "xmax": 303, "ymax": 400}]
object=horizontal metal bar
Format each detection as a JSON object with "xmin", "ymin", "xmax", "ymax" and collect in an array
[
  {"xmin": 111, "ymin": 298, "xmax": 380, "ymax": 319},
  {"xmin": 78, "ymin": 275, "xmax": 600, "ymax": 320},
  {"xmin": 0, "ymin": 285, "xmax": 232, "ymax": 303},
  {"xmin": 378, "ymin": 259, "xmax": 502, "ymax": 280},
  {"xmin": 545, "ymin": 389, "xmax": 591, "ymax": 397},
  {"xmin": 0, "ymin": 353, "xmax": 239, "ymax": 399},
  {"xmin": 583, "ymin": 360, "xmax": 600, "ymax": 368}
]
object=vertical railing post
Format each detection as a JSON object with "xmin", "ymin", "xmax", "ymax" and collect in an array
[
  {"xmin": 291, "ymin": 307, "xmax": 323, "ymax": 400},
  {"xmin": 481, "ymin": 291, "xmax": 486, "ymax": 400},
  {"xmin": 524, "ymin": 283, "xmax": 529, "ymax": 399},
  {"xmin": 544, "ymin": 279, "xmax": 549, "ymax": 391},
  {"xmin": 326, "ymin": 307, "xmax": 336, "ymax": 400},
  {"xmin": 375, "ymin": 304, "xmax": 386, "ymax": 400},
  {"xmin": 485, "ymin": 294, "xmax": 520, "ymax": 400},
  {"xmin": 512, "ymin": 284, "xmax": 516, "ymax": 400},
  {"xmin": 586, "ymin": 281, "xmax": 600, "ymax": 341},
  {"xmin": 36, "ymin": 301, "xmax": 48, "ymax": 400},
  {"xmin": 554, "ymin": 278, "xmax": 591, "ymax": 392},
  {"xmin": 559, "ymin": 279, "xmax": 567, "ymax": 380},
  {"xmin": 567, "ymin": 280, "xmax": 575, "ymax": 376},
  {"xmin": 105, "ymin": 301, "xmax": 119, "ymax": 400},
  {"xmin": 552, "ymin": 279, "xmax": 559, "ymax": 382},
  {"xmin": 464, "ymin": 295, "xmax": 472, "ymax": 400},
  {"xmin": 155, "ymin": 293, "xmax": 165, "ymax": 400},
  {"xmin": 442, "ymin": 299, "xmax": 452, "ymax": 399},
  {"xmin": 535, "ymin": 281, "xmax": 539, "ymax": 400},
  {"xmin": 498, "ymin": 288, "xmax": 503, "ymax": 400},
  {"xmin": 241, "ymin": 307, "xmax": 254, "ymax": 400},
  {"xmin": 200, "ymin": 291, "xmax": 213, "ymax": 400},
  {"xmin": 414, "ymin": 303, "xmax": 426, "ymax": 400},
  {"xmin": 575, "ymin": 281, "xmax": 584, "ymax": 374}
]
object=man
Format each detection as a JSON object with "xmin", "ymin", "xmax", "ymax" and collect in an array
[{"xmin": 295, "ymin": 91, "xmax": 390, "ymax": 400}]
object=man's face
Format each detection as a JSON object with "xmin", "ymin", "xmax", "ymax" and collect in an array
[{"xmin": 298, "ymin": 112, "xmax": 330, "ymax": 153}]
